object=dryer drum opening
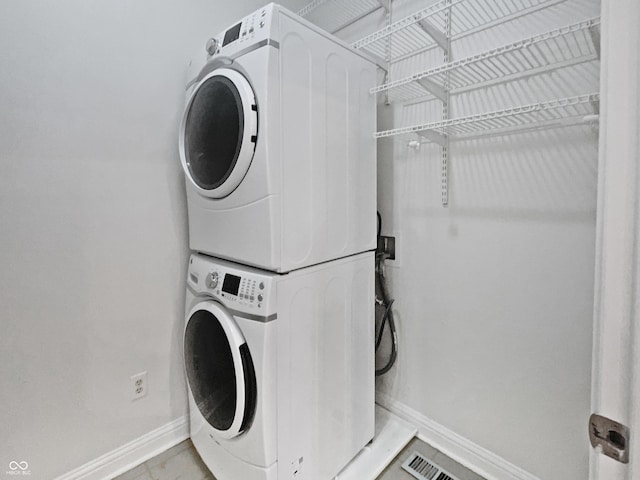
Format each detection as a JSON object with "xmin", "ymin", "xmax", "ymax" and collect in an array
[{"xmin": 185, "ymin": 76, "xmax": 244, "ymax": 191}]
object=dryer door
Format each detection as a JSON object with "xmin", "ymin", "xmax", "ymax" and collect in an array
[
  {"xmin": 179, "ymin": 68, "xmax": 258, "ymax": 198},
  {"xmin": 184, "ymin": 300, "xmax": 257, "ymax": 439}
]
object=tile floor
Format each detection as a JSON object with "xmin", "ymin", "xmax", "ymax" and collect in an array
[
  {"xmin": 115, "ymin": 436, "xmax": 486, "ymax": 480},
  {"xmin": 113, "ymin": 440, "xmax": 214, "ymax": 480}
]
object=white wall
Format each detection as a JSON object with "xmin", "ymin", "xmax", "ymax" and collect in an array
[
  {"xmin": 1, "ymin": 1, "xmax": 600, "ymax": 479},
  {"xmin": 0, "ymin": 1, "xmax": 307, "ymax": 479},
  {"xmin": 373, "ymin": 2, "xmax": 600, "ymax": 480},
  {"xmin": 331, "ymin": 1, "xmax": 600, "ymax": 479}
]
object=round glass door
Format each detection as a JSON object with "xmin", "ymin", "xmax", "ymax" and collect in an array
[
  {"xmin": 184, "ymin": 301, "xmax": 257, "ymax": 439},
  {"xmin": 179, "ymin": 68, "xmax": 258, "ymax": 198}
]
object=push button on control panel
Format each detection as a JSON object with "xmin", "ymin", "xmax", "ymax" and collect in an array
[{"xmin": 238, "ymin": 277, "xmax": 258, "ymax": 305}]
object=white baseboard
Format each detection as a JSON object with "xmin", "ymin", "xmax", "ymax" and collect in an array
[
  {"xmin": 336, "ymin": 405, "xmax": 417, "ymax": 480},
  {"xmin": 54, "ymin": 416, "xmax": 189, "ymax": 480},
  {"xmin": 375, "ymin": 392, "xmax": 541, "ymax": 480}
]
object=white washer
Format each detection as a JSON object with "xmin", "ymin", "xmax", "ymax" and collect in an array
[
  {"xmin": 184, "ymin": 252, "xmax": 374, "ymax": 480},
  {"xmin": 180, "ymin": 3, "xmax": 377, "ymax": 273}
]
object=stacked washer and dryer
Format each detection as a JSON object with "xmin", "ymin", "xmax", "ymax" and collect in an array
[{"xmin": 179, "ymin": 4, "xmax": 377, "ymax": 480}]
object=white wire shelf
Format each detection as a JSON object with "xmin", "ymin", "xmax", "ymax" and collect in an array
[
  {"xmin": 352, "ymin": 0, "xmax": 566, "ymax": 62},
  {"xmin": 371, "ymin": 18, "xmax": 601, "ymax": 103},
  {"xmin": 297, "ymin": 0, "xmax": 386, "ymax": 34},
  {"xmin": 374, "ymin": 93, "xmax": 600, "ymax": 140}
]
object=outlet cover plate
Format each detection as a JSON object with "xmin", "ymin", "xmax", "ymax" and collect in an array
[{"xmin": 131, "ymin": 371, "xmax": 148, "ymax": 400}]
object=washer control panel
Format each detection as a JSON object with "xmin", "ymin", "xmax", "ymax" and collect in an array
[
  {"xmin": 213, "ymin": 271, "xmax": 269, "ymax": 309},
  {"xmin": 206, "ymin": 4, "xmax": 275, "ymax": 58},
  {"xmin": 188, "ymin": 254, "xmax": 273, "ymax": 313}
]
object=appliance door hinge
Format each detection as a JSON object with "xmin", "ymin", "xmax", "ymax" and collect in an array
[{"xmin": 589, "ymin": 413, "xmax": 630, "ymax": 464}]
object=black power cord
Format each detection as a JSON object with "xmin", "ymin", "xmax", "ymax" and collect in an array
[{"xmin": 375, "ymin": 212, "xmax": 398, "ymax": 376}]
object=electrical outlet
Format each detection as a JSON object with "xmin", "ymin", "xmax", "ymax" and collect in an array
[
  {"xmin": 377, "ymin": 235, "xmax": 396, "ymax": 260},
  {"xmin": 131, "ymin": 371, "xmax": 148, "ymax": 400}
]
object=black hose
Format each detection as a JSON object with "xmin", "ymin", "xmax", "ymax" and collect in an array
[
  {"xmin": 375, "ymin": 212, "xmax": 398, "ymax": 376},
  {"xmin": 375, "ymin": 298, "xmax": 395, "ymax": 349}
]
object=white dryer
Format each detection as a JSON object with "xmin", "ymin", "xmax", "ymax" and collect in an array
[
  {"xmin": 179, "ymin": 3, "xmax": 377, "ymax": 273},
  {"xmin": 184, "ymin": 252, "xmax": 374, "ymax": 480}
]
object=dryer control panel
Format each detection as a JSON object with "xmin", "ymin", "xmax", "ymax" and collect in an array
[
  {"xmin": 188, "ymin": 253, "xmax": 274, "ymax": 315},
  {"xmin": 205, "ymin": 3, "xmax": 276, "ymax": 59}
]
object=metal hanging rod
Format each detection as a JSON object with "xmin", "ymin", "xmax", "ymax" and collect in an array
[
  {"xmin": 371, "ymin": 17, "xmax": 601, "ymax": 103},
  {"xmin": 375, "ymin": 93, "xmax": 600, "ymax": 140}
]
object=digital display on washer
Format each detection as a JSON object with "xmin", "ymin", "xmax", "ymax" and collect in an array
[
  {"xmin": 222, "ymin": 273, "xmax": 241, "ymax": 295},
  {"xmin": 223, "ymin": 23, "xmax": 242, "ymax": 46}
]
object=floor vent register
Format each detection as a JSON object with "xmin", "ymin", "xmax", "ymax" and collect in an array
[{"xmin": 401, "ymin": 451, "xmax": 460, "ymax": 480}]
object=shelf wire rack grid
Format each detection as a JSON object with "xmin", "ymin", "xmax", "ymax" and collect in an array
[
  {"xmin": 375, "ymin": 93, "xmax": 600, "ymax": 140},
  {"xmin": 352, "ymin": 0, "xmax": 567, "ymax": 62},
  {"xmin": 298, "ymin": 0, "xmax": 386, "ymax": 34},
  {"xmin": 371, "ymin": 17, "xmax": 601, "ymax": 103}
]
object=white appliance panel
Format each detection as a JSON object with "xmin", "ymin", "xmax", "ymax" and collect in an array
[
  {"xmin": 185, "ymin": 251, "xmax": 374, "ymax": 480},
  {"xmin": 276, "ymin": 253, "xmax": 375, "ymax": 480},
  {"xmin": 182, "ymin": 3, "xmax": 377, "ymax": 273}
]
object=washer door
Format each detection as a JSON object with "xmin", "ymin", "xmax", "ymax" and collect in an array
[
  {"xmin": 184, "ymin": 300, "xmax": 257, "ymax": 439},
  {"xmin": 179, "ymin": 68, "xmax": 258, "ymax": 198}
]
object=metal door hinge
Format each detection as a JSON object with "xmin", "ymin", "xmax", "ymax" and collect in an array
[{"xmin": 589, "ymin": 413, "xmax": 630, "ymax": 464}]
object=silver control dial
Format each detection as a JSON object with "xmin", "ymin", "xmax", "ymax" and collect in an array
[
  {"xmin": 206, "ymin": 271, "xmax": 219, "ymax": 289},
  {"xmin": 205, "ymin": 38, "xmax": 219, "ymax": 55}
]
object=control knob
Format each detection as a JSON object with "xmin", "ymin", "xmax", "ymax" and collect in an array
[
  {"xmin": 205, "ymin": 38, "xmax": 219, "ymax": 55},
  {"xmin": 206, "ymin": 271, "xmax": 219, "ymax": 289}
]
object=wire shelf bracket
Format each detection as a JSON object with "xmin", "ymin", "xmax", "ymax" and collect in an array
[
  {"xmin": 589, "ymin": 23, "xmax": 601, "ymax": 59},
  {"xmin": 418, "ymin": 129, "xmax": 448, "ymax": 148},
  {"xmin": 415, "ymin": 77, "xmax": 448, "ymax": 102},
  {"xmin": 416, "ymin": 18, "xmax": 448, "ymax": 51}
]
